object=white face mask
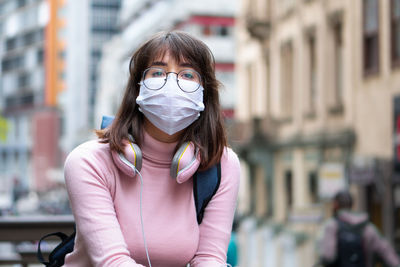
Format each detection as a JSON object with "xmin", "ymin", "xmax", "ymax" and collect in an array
[{"xmin": 136, "ymin": 75, "xmax": 205, "ymax": 135}]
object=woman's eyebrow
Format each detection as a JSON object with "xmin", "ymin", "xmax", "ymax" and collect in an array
[
  {"xmin": 150, "ymin": 61, "xmax": 194, "ymax": 68},
  {"xmin": 150, "ymin": 61, "xmax": 167, "ymax": 67},
  {"xmin": 180, "ymin": 62, "xmax": 194, "ymax": 68}
]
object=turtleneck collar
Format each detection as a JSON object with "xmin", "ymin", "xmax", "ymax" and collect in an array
[{"xmin": 141, "ymin": 129, "xmax": 179, "ymax": 164}]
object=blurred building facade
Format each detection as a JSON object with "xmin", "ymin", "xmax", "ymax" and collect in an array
[
  {"xmin": 95, "ymin": 0, "xmax": 237, "ymax": 126},
  {"xmin": 0, "ymin": 0, "xmax": 120, "ymax": 214},
  {"xmin": 59, "ymin": 0, "xmax": 121, "ymax": 161},
  {"xmin": 235, "ymin": 0, "xmax": 400, "ymax": 266},
  {"xmin": 0, "ymin": 0, "xmax": 63, "ymax": 202}
]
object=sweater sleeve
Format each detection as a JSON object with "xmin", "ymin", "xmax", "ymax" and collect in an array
[
  {"xmin": 64, "ymin": 143, "xmax": 145, "ymax": 267},
  {"xmin": 366, "ymin": 224, "xmax": 400, "ymax": 267},
  {"xmin": 317, "ymin": 219, "xmax": 338, "ymax": 264},
  {"xmin": 190, "ymin": 148, "xmax": 241, "ymax": 267}
]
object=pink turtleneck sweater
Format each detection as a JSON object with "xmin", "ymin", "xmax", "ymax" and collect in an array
[{"xmin": 63, "ymin": 131, "xmax": 240, "ymax": 267}]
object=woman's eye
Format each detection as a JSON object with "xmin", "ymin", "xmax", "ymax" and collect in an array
[
  {"xmin": 181, "ymin": 71, "xmax": 194, "ymax": 80},
  {"xmin": 179, "ymin": 70, "xmax": 200, "ymax": 84},
  {"xmin": 144, "ymin": 68, "xmax": 166, "ymax": 80},
  {"xmin": 152, "ymin": 71, "xmax": 164, "ymax": 77}
]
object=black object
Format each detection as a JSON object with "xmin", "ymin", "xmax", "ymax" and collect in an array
[
  {"xmin": 37, "ymin": 231, "xmax": 76, "ymax": 267},
  {"xmin": 334, "ymin": 218, "xmax": 368, "ymax": 267}
]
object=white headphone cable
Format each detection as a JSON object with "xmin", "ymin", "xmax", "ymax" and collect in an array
[
  {"xmin": 119, "ymin": 153, "xmax": 152, "ymax": 266},
  {"xmin": 134, "ymin": 168, "xmax": 152, "ymax": 267}
]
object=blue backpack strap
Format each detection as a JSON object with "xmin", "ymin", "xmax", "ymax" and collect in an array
[
  {"xmin": 101, "ymin": 115, "xmax": 115, "ymax": 129},
  {"xmin": 193, "ymin": 162, "xmax": 221, "ymax": 224}
]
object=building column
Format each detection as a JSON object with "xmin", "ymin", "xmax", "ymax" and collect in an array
[{"xmin": 293, "ymin": 148, "xmax": 307, "ymax": 208}]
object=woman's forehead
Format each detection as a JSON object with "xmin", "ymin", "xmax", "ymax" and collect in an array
[{"xmin": 149, "ymin": 48, "xmax": 191, "ymax": 66}]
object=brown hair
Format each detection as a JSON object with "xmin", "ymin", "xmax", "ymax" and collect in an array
[
  {"xmin": 333, "ymin": 190, "xmax": 353, "ymax": 210},
  {"xmin": 96, "ymin": 30, "xmax": 227, "ymax": 169}
]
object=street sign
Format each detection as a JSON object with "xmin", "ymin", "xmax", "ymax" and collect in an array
[{"xmin": 318, "ymin": 162, "xmax": 347, "ymax": 199}]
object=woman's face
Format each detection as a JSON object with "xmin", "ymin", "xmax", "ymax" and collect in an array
[{"xmin": 140, "ymin": 51, "xmax": 202, "ymax": 143}]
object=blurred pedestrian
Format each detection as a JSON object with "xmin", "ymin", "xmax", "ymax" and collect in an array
[
  {"xmin": 318, "ymin": 190, "xmax": 400, "ymax": 267},
  {"xmin": 63, "ymin": 30, "xmax": 240, "ymax": 266}
]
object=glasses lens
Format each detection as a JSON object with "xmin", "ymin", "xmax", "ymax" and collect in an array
[
  {"xmin": 177, "ymin": 69, "xmax": 201, "ymax": 92},
  {"xmin": 143, "ymin": 68, "xmax": 166, "ymax": 90}
]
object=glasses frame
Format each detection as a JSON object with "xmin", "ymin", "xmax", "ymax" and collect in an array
[{"xmin": 140, "ymin": 67, "xmax": 202, "ymax": 93}]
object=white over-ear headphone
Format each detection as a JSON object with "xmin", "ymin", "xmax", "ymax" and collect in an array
[{"xmin": 115, "ymin": 137, "xmax": 199, "ymax": 182}]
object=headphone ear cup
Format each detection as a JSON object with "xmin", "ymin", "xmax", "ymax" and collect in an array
[
  {"xmin": 170, "ymin": 142, "xmax": 190, "ymax": 179},
  {"xmin": 122, "ymin": 141, "xmax": 142, "ymax": 172},
  {"xmin": 170, "ymin": 142, "xmax": 198, "ymax": 180},
  {"xmin": 130, "ymin": 142, "xmax": 142, "ymax": 172}
]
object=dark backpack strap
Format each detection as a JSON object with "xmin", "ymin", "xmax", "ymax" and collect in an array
[
  {"xmin": 37, "ymin": 232, "xmax": 69, "ymax": 266},
  {"xmin": 336, "ymin": 218, "xmax": 368, "ymax": 234},
  {"xmin": 193, "ymin": 162, "xmax": 221, "ymax": 224},
  {"xmin": 47, "ymin": 231, "xmax": 76, "ymax": 267}
]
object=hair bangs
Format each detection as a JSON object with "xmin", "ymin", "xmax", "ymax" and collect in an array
[{"xmin": 145, "ymin": 32, "xmax": 204, "ymax": 72}]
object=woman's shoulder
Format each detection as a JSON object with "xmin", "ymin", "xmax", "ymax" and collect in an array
[
  {"xmin": 64, "ymin": 139, "xmax": 117, "ymax": 192},
  {"xmin": 221, "ymin": 146, "xmax": 240, "ymax": 167},
  {"xmin": 65, "ymin": 139, "xmax": 112, "ymax": 166},
  {"xmin": 219, "ymin": 147, "xmax": 241, "ymax": 184}
]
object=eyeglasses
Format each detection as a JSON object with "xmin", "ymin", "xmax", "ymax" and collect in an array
[{"xmin": 140, "ymin": 67, "xmax": 202, "ymax": 93}]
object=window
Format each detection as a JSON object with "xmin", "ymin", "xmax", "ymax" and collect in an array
[
  {"xmin": 5, "ymin": 93, "xmax": 34, "ymax": 108},
  {"xmin": 285, "ymin": 170, "xmax": 293, "ymax": 209},
  {"xmin": 37, "ymin": 49, "xmax": 44, "ymax": 64},
  {"xmin": 333, "ymin": 21, "xmax": 344, "ymax": 108},
  {"xmin": 92, "ymin": 8, "xmax": 119, "ymax": 29},
  {"xmin": 363, "ymin": 0, "xmax": 379, "ymax": 75},
  {"xmin": 309, "ymin": 171, "xmax": 318, "ymax": 203},
  {"xmin": 37, "ymin": 28, "xmax": 45, "ymax": 42},
  {"xmin": 220, "ymin": 26, "xmax": 228, "ymax": 36},
  {"xmin": 91, "ymin": 50, "xmax": 102, "ymax": 60},
  {"xmin": 306, "ymin": 33, "xmax": 317, "ymax": 116},
  {"xmin": 280, "ymin": 41, "xmax": 294, "ymax": 119},
  {"xmin": 6, "ymin": 37, "xmax": 17, "ymax": 51},
  {"xmin": 2, "ymin": 55, "xmax": 24, "ymax": 72},
  {"xmin": 18, "ymin": 73, "xmax": 30, "ymax": 88},
  {"xmin": 23, "ymin": 31, "xmax": 35, "ymax": 46},
  {"xmin": 392, "ymin": 0, "xmax": 400, "ymax": 67}
]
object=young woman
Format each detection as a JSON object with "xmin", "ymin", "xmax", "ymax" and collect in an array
[{"xmin": 63, "ymin": 31, "xmax": 240, "ymax": 267}]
